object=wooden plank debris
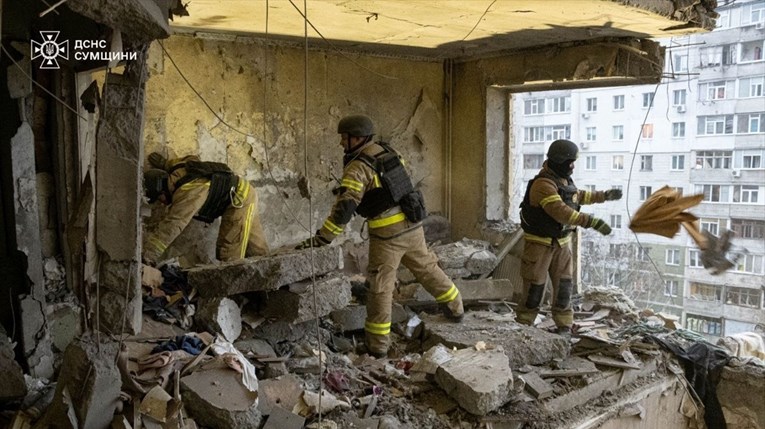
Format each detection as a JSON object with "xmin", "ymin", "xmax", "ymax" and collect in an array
[
  {"xmin": 587, "ymin": 354, "xmax": 642, "ymax": 370},
  {"xmin": 522, "ymin": 372, "xmax": 554, "ymax": 399},
  {"xmin": 538, "ymin": 368, "xmax": 600, "ymax": 378}
]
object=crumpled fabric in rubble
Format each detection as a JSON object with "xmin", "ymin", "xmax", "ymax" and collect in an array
[{"xmin": 151, "ymin": 335, "xmax": 205, "ymax": 355}]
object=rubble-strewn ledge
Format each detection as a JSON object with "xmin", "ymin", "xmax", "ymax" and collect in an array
[{"xmin": 186, "ymin": 246, "xmax": 343, "ymax": 298}]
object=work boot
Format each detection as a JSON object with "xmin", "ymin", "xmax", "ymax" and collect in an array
[
  {"xmin": 556, "ymin": 326, "xmax": 572, "ymax": 341},
  {"xmin": 356, "ymin": 344, "xmax": 387, "ymax": 359},
  {"xmin": 442, "ymin": 298, "xmax": 464, "ymax": 322}
]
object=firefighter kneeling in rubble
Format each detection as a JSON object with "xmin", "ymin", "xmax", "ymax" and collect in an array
[
  {"xmin": 518, "ymin": 139, "xmax": 621, "ymax": 338},
  {"xmin": 298, "ymin": 115, "xmax": 464, "ymax": 358},
  {"xmin": 142, "ymin": 154, "xmax": 269, "ymax": 265}
]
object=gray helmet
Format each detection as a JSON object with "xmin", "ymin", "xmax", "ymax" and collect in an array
[
  {"xmin": 547, "ymin": 139, "xmax": 579, "ymax": 164},
  {"xmin": 144, "ymin": 169, "xmax": 169, "ymax": 203},
  {"xmin": 337, "ymin": 115, "xmax": 374, "ymax": 137}
]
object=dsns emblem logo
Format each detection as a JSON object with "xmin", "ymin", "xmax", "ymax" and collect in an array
[{"xmin": 31, "ymin": 31, "xmax": 69, "ymax": 69}]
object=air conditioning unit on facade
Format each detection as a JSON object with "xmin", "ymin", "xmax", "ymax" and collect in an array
[
  {"xmin": 580, "ymin": 142, "xmax": 589, "ymax": 149},
  {"xmin": 581, "ymin": 113, "xmax": 590, "ymax": 119},
  {"xmin": 732, "ymin": 170, "xmax": 741, "ymax": 178},
  {"xmin": 756, "ymin": 22, "xmax": 765, "ymax": 29},
  {"xmin": 677, "ymin": 105, "xmax": 687, "ymax": 113}
]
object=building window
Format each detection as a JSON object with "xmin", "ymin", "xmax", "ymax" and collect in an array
[
  {"xmin": 612, "ymin": 125, "xmax": 624, "ymax": 140},
  {"xmin": 585, "ymin": 156, "xmax": 596, "ymax": 170},
  {"xmin": 672, "ymin": 89, "xmax": 687, "ymax": 106},
  {"xmin": 740, "ymin": 40, "xmax": 764, "ymax": 63},
  {"xmin": 730, "ymin": 219, "xmax": 765, "ymax": 239},
  {"xmin": 695, "ymin": 184, "xmax": 730, "ymax": 202},
  {"xmin": 726, "ymin": 287, "xmax": 762, "ymax": 309},
  {"xmin": 523, "ymin": 154, "xmax": 544, "ymax": 169},
  {"xmin": 695, "ymin": 151, "xmax": 732, "ymax": 169},
  {"xmin": 524, "ymin": 125, "xmax": 572, "ymax": 143},
  {"xmin": 735, "ymin": 254, "xmax": 764, "ymax": 274},
  {"xmin": 607, "ymin": 270, "xmax": 622, "ymax": 286},
  {"xmin": 673, "ymin": 186, "xmax": 684, "ymax": 195},
  {"xmin": 689, "ymin": 282, "xmax": 722, "ymax": 302},
  {"xmin": 737, "ymin": 113, "xmax": 765, "ymax": 133},
  {"xmin": 548, "ymin": 96, "xmax": 571, "ymax": 113},
  {"xmin": 612, "ymin": 155, "xmax": 624, "ymax": 170},
  {"xmin": 610, "ymin": 214, "xmax": 622, "ymax": 229},
  {"xmin": 664, "ymin": 280, "xmax": 679, "ymax": 297},
  {"xmin": 732, "ymin": 185, "xmax": 760, "ymax": 203},
  {"xmin": 723, "ymin": 44, "xmax": 737, "ymax": 65},
  {"xmin": 742, "ymin": 2, "xmax": 765, "ymax": 25},
  {"xmin": 640, "ymin": 155, "xmax": 653, "ymax": 171},
  {"xmin": 742, "ymin": 153, "xmax": 763, "ymax": 169},
  {"xmin": 672, "ymin": 53, "xmax": 689, "ymax": 72},
  {"xmin": 672, "ymin": 122, "xmax": 686, "ymax": 138},
  {"xmin": 640, "ymin": 186, "xmax": 652, "ymax": 201},
  {"xmin": 523, "ymin": 99, "xmax": 545, "ymax": 115},
  {"xmin": 613, "ymin": 95, "xmax": 624, "ymax": 110},
  {"xmin": 523, "ymin": 127, "xmax": 545, "ymax": 142},
  {"xmin": 701, "ymin": 80, "xmax": 730, "ymax": 100},
  {"xmin": 689, "ymin": 249, "xmax": 702, "ymax": 267},
  {"xmin": 700, "ymin": 218, "xmax": 720, "ymax": 236},
  {"xmin": 584, "ymin": 184, "xmax": 596, "ymax": 192},
  {"xmin": 637, "ymin": 247, "xmax": 651, "ymax": 262},
  {"xmin": 586, "ymin": 127, "xmax": 597, "ymax": 142},
  {"xmin": 586, "ymin": 97, "xmax": 597, "ymax": 112},
  {"xmin": 716, "ymin": 9, "xmax": 730, "ymax": 28},
  {"xmin": 698, "ymin": 115, "xmax": 734, "ymax": 135},
  {"xmin": 686, "ymin": 314, "xmax": 723, "ymax": 336},
  {"xmin": 671, "ymin": 155, "xmax": 685, "ymax": 170},
  {"xmin": 738, "ymin": 76, "xmax": 764, "ymax": 98},
  {"xmin": 642, "ymin": 92, "xmax": 654, "ymax": 108},
  {"xmin": 582, "ymin": 240, "xmax": 595, "ymax": 255},
  {"xmin": 641, "ymin": 124, "xmax": 654, "ymax": 139},
  {"xmin": 666, "ymin": 248, "xmax": 680, "ymax": 265},
  {"xmin": 699, "ymin": 46, "xmax": 722, "ymax": 67}
]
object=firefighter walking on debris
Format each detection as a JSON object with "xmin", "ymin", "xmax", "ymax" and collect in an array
[
  {"xmin": 297, "ymin": 114, "xmax": 464, "ymax": 358},
  {"xmin": 142, "ymin": 154, "xmax": 269, "ymax": 264},
  {"xmin": 517, "ymin": 139, "xmax": 621, "ymax": 337}
]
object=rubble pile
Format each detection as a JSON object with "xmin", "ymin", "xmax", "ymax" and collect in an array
[{"xmin": 2, "ymin": 243, "xmax": 765, "ymax": 429}]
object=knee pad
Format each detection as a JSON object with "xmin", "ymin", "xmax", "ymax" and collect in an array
[
  {"xmin": 525, "ymin": 283, "xmax": 545, "ymax": 309},
  {"xmin": 555, "ymin": 279, "xmax": 573, "ymax": 309}
]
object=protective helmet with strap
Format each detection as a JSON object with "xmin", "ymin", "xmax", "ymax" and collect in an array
[{"xmin": 337, "ymin": 115, "xmax": 374, "ymax": 137}]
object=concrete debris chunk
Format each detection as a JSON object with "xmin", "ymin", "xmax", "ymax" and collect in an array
[
  {"xmin": 421, "ymin": 311, "xmax": 569, "ymax": 368},
  {"xmin": 187, "ymin": 246, "xmax": 343, "ymax": 298},
  {"xmin": 262, "ymin": 404, "xmax": 305, "ymax": 429},
  {"xmin": 432, "ymin": 238, "xmax": 496, "ymax": 278},
  {"xmin": 411, "ymin": 344, "xmax": 453, "ymax": 375},
  {"xmin": 435, "ymin": 345, "xmax": 513, "ymax": 415},
  {"xmin": 295, "ymin": 390, "xmax": 351, "ymax": 417},
  {"xmin": 0, "ymin": 333, "xmax": 27, "ymax": 402},
  {"xmin": 582, "ymin": 285, "xmax": 639, "ymax": 317},
  {"xmin": 261, "ymin": 275, "xmax": 352, "ymax": 323},
  {"xmin": 521, "ymin": 372, "xmax": 554, "ymax": 399},
  {"xmin": 258, "ymin": 374, "xmax": 304, "ymax": 416},
  {"xmin": 181, "ymin": 368, "xmax": 261, "ymax": 429},
  {"xmin": 196, "ymin": 297, "xmax": 242, "ymax": 342},
  {"xmin": 398, "ymin": 279, "xmax": 516, "ymax": 305}
]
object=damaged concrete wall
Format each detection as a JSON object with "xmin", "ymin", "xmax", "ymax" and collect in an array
[
  {"xmin": 450, "ymin": 39, "xmax": 664, "ymax": 239},
  {"xmin": 143, "ymin": 35, "xmax": 445, "ymax": 256}
]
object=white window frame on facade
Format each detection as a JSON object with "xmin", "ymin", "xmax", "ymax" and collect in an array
[
  {"xmin": 612, "ymin": 155, "xmax": 624, "ymax": 170},
  {"xmin": 738, "ymin": 76, "xmax": 764, "ymax": 98},
  {"xmin": 672, "ymin": 53, "xmax": 689, "ymax": 72},
  {"xmin": 735, "ymin": 254, "xmax": 764, "ymax": 275},
  {"xmin": 689, "ymin": 249, "xmax": 702, "ymax": 267},
  {"xmin": 586, "ymin": 97, "xmax": 597, "ymax": 112},
  {"xmin": 664, "ymin": 280, "xmax": 679, "ymax": 297},
  {"xmin": 610, "ymin": 214, "xmax": 622, "ymax": 229},
  {"xmin": 731, "ymin": 218, "xmax": 765, "ymax": 240},
  {"xmin": 736, "ymin": 113, "xmax": 765, "ymax": 133},
  {"xmin": 672, "ymin": 122, "xmax": 686, "ymax": 138},
  {"xmin": 641, "ymin": 124, "xmax": 654, "ymax": 139},
  {"xmin": 523, "ymin": 98, "xmax": 546, "ymax": 115},
  {"xmin": 548, "ymin": 125, "xmax": 571, "ymax": 141},
  {"xmin": 637, "ymin": 246, "xmax": 651, "ymax": 262},
  {"xmin": 742, "ymin": 2, "xmax": 765, "ymax": 25},
  {"xmin": 524, "ymin": 126, "xmax": 545, "ymax": 143},
  {"xmin": 586, "ymin": 127, "xmax": 597, "ymax": 141},
  {"xmin": 585, "ymin": 155, "xmax": 597, "ymax": 171},
  {"xmin": 701, "ymin": 218, "xmax": 720, "ymax": 236},
  {"xmin": 585, "ymin": 184, "xmax": 596, "ymax": 192},
  {"xmin": 672, "ymin": 89, "xmax": 687, "ymax": 106},
  {"xmin": 642, "ymin": 92, "xmax": 654, "ymax": 108},
  {"xmin": 666, "ymin": 248, "xmax": 680, "ymax": 266},
  {"xmin": 739, "ymin": 40, "xmax": 764, "ymax": 63},
  {"xmin": 612, "ymin": 125, "xmax": 624, "ymax": 140},
  {"xmin": 613, "ymin": 94, "xmax": 625, "ymax": 110},
  {"xmin": 671, "ymin": 154, "xmax": 685, "ymax": 170},
  {"xmin": 640, "ymin": 186, "xmax": 653, "ymax": 200},
  {"xmin": 548, "ymin": 96, "xmax": 571, "ymax": 113},
  {"xmin": 725, "ymin": 287, "xmax": 762, "ymax": 309},
  {"xmin": 742, "ymin": 151, "xmax": 763, "ymax": 169},
  {"xmin": 716, "ymin": 9, "xmax": 730, "ymax": 28},
  {"xmin": 732, "ymin": 185, "xmax": 760, "ymax": 204},
  {"xmin": 523, "ymin": 154, "xmax": 544, "ymax": 170},
  {"xmin": 695, "ymin": 151, "xmax": 733, "ymax": 169},
  {"xmin": 700, "ymin": 46, "xmax": 723, "ymax": 67},
  {"xmin": 698, "ymin": 115, "xmax": 734, "ymax": 135},
  {"xmin": 695, "ymin": 184, "xmax": 730, "ymax": 202},
  {"xmin": 640, "ymin": 155, "xmax": 653, "ymax": 171},
  {"xmin": 702, "ymin": 80, "xmax": 729, "ymax": 100}
]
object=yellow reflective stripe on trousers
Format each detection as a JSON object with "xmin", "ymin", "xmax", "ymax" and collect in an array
[
  {"xmin": 364, "ymin": 321, "xmax": 391, "ymax": 335},
  {"xmin": 524, "ymin": 233, "xmax": 553, "ymax": 245},
  {"xmin": 233, "ymin": 178, "xmax": 249, "ymax": 207},
  {"xmin": 368, "ymin": 212, "xmax": 406, "ymax": 229},
  {"xmin": 148, "ymin": 236, "xmax": 167, "ymax": 253},
  {"xmin": 435, "ymin": 284, "xmax": 459, "ymax": 303},
  {"xmin": 240, "ymin": 203, "xmax": 254, "ymax": 258},
  {"xmin": 341, "ymin": 178, "xmax": 363, "ymax": 192},
  {"xmin": 323, "ymin": 219, "xmax": 343, "ymax": 235}
]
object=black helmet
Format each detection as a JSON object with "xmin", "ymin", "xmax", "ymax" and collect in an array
[
  {"xmin": 144, "ymin": 169, "xmax": 169, "ymax": 203},
  {"xmin": 547, "ymin": 139, "xmax": 579, "ymax": 164},
  {"xmin": 337, "ymin": 115, "xmax": 374, "ymax": 137}
]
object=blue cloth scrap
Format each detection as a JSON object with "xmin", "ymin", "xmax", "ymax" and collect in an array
[{"xmin": 151, "ymin": 335, "xmax": 205, "ymax": 355}]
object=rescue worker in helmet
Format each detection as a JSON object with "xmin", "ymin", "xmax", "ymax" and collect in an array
[
  {"xmin": 297, "ymin": 114, "xmax": 464, "ymax": 358},
  {"xmin": 142, "ymin": 153, "xmax": 269, "ymax": 265},
  {"xmin": 517, "ymin": 139, "xmax": 622, "ymax": 338}
]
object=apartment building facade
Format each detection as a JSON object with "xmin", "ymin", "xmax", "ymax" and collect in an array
[{"xmin": 511, "ymin": 0, "xmax": 765, "ymax": 340}]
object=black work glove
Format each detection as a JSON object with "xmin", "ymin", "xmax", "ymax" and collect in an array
[
  {"xmin": 589, "ymin": 217, "xmax": 612, "ymax": 236},
  {"xmin": 148, "ymin": 152, "xmax": 167, "ymax": 170},
  {"xmin": 295, "ymin": 232, "xmax": 331, "ymax": 249},
  {"xmin": 604, "ymin": 189, "xmax": 623, "ymax": 201}
]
